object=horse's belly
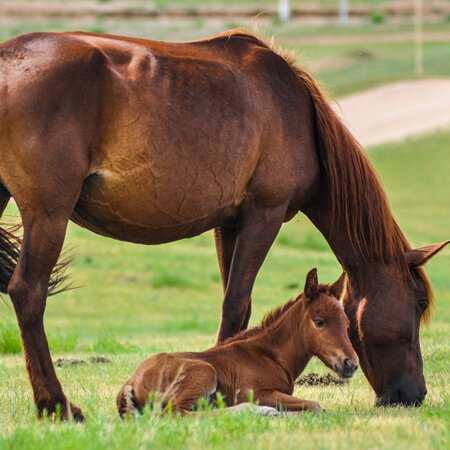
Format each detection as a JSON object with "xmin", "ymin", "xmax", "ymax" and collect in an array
[{"xmin": 71, "ymin": 169, "xmax": 241, "ymax": 244}]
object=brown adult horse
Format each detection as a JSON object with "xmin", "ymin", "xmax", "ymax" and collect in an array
[
  {"xmin": 117, "ymin": 269, "xmax": 358, "ymax": 417},
  {"xmin": 0, "ymin": 30, "xmax": 447, "ymax": 420}
]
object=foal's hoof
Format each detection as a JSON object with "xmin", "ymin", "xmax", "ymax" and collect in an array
[
  {"xmin": 230, "ymin": 403, "xmax": 280, "ymax": 417},
  {"xmin": 309, "ymin": 401, "xmax": 322, "ymax": 414},
  {"xmin": 256, "ymin": 406, "xmax": 280, "ymax": 417}
]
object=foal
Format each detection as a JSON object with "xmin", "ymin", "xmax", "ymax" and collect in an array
[{"xmin": 117, "ymin": 269, "xmax": 358, "ymax": 417}]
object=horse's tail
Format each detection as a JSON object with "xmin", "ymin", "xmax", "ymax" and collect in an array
[
  {"xmin": 292, "ymin": 65, "xmax": 409, "ymax": 263},
  {"xmin": 116, "ymin": 383, "xmax": 142, "ymax": 418},
  {"xmin": 0, "ymin": 223, "xmax": 22, "ymax": 294},
  {"xmin": 0, "ymin": 221, "xmax": 72, "ymax": 295}
]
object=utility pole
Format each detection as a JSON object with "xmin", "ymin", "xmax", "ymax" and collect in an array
[{"xmin": 415, "ymin": 0, "xmax": 423, "ymax": 76}]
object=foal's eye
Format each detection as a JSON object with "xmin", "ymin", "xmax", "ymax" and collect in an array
[
  {"xmin": 314, "ymin": 319, "xmax": 325, "ymax": 328},
  {"xmin": 418, "ymin": 299, "xmax": 428, "ymax": 312}
]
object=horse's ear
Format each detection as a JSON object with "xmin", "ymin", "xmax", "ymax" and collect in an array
[
  {"xmin": 405, "ymin": 240, "xmax": 449, "ymax": 266},
  {"xmin": 329, "ymin": 272, "xmax": 347, "ymax": 302},
  {"xmin": 304, "ymin": 268, "xmax": 318, "ymax": 300}
]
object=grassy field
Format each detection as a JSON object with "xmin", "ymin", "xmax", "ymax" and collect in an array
[
  {"xmin": 0, "ymin": 125, "xmax": 448, "ymax": 447},
  {"xmin": 0, "ymin": 6, "xmax": 449, "ymax": 448}
]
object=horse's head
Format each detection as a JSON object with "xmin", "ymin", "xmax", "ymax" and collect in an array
[
  {"xmin": 301, "ymin": 269, "xmax": 359, "ymax": 379},
  {"xmin": 344, "ymin": 241, "xmax": 449, "ymax": 407}
]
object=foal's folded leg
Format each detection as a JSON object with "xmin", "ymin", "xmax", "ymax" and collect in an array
[
  {"xmin": 257, "ymin": 390, "xmax": 322, "ymax": 414},
  {"xmin": 162, "ymin": 361, "xmax": 218, "ymax": 416}
]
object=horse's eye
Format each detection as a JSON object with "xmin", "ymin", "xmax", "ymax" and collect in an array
[
  {"xmin": 314, "ymin": 319, "xmax": 325, "ymax": 328},
  {"xmin": 418, "ymin": 299, "xmax": 428, "ymax": 312}
]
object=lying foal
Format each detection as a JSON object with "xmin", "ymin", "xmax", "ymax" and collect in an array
[{"xmin": 117, "ymin": 269, "xmax": 358, "ymax": 417}]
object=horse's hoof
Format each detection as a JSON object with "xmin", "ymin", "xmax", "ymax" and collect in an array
[
  {"xmin": 73, "ymin": 412, "xmax": 86, "ymax": 423},
  {"xmin": 69, "ymin": 402, "xmax": 85, "ymax": 423}
]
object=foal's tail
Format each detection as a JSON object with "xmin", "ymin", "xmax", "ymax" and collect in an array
[
  {"xmin": 116, "ymin": 383, "xmax": 142, "ymax": 418},
  {"xmin": 0, "ymin": 221, "xmax": 72, "ymax": 295}
]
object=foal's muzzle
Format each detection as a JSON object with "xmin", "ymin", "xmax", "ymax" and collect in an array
[{"xmin": 335, "ymin": 358, "xmax": 359, "ymax": 379}]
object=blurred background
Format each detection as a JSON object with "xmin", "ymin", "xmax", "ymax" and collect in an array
[{"xmin": 0, "ymin": 0, "xmax": 449, "ymax": 97}]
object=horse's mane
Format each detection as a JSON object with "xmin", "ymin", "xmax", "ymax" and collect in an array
[
  {"xmin": 279, "ymin": 49, "xmax": 434, "ymax": 320},
  {"xmin": 211, "ymin": 30, "xmax": 433, "ymax": 321},
  {"xmin": 215, "ymin": 31, "xmax": 409, "ymax": 261}
]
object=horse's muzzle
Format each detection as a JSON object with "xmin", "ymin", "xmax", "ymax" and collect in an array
[{"xmin": 375, "ymin": 386, "xmax": 427, "ymax": 407}]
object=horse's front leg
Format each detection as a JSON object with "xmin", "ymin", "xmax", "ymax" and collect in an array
[
  {"xmin": 257, "ymin": 390, "xmax": 322, "ymax": 414},
  {"xmin": 8, "ymin": 208, "xmax": 83, "ymax": 421},
  {"xmin": 215, "ymin": 204, "xmax": 287, "ymax": 343},
  {"xmin": 214, "ymin": 227, "xmax": 252, "ymax": 332}
]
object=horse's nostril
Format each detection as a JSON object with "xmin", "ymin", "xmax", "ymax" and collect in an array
[{"xmin": 343, "ymin": 358, "xmax": 351, "ymax": 369}]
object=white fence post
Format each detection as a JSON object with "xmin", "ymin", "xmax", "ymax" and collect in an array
[
  {"xmin": 339, "ymin": 0, "xmax": 349, "ymax": 25},
  {"xmin": 278, "ymin": 0, "xmax": 290, "ymax": 23},
  {"xmin": 415, "ymin": 0, "xmax": 423, "ymax": 76}
]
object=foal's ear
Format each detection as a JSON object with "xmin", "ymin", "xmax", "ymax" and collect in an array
[
  {"xmin": 405, "ymin": 240, "xmax": 449, "ymax": 266},
  {"xmin": 329, "ymin": 272, "xmax": 347, "ymax": 302},
  {"xmin": 304, "ymin": 268, "xmax": 318, "ymax": 300}
]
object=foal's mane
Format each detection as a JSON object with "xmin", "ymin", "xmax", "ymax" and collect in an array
[
  {"xmin": 221, "ymin": 297, "xmax": 299, "ymax": 345},
  {"xmin": 222, "ymin": 285, "xmax": 333, "ymax": 345},
  {"xmin": 212, "ymin": 31, "xmax": 433, "ymax": 321}
]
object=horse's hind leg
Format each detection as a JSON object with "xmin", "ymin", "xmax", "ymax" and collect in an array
[
  {"xmin": 2, "ymin": 132, "xmax": 88, "ymax": 420},
  {"xmin": 8, "ymin": 202, "xmax": 85, "ymax": 421}
]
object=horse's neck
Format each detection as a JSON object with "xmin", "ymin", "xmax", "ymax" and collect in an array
[
  {"xmin": 303, "ymin": 177, "xmax": 409, "ymax": 298},
  {"xmin": 252, "ymin": 303, "xmax": 312, "ymax": 380},
  {"xmin": 304, "ymin": 197, "xmax": 389, "ymax": 297},
  {"xmin": 304, "ymin": 198, "xmax": 358, "ymax": 267}
]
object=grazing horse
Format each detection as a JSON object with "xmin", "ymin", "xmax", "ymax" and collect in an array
[
  {"xmin": 117, "ymin": 269, "xmax": 358, "ymax": 417},
  {"xmin": 0, "ymin": 30, "xmax": 447, "ymax": 420}
]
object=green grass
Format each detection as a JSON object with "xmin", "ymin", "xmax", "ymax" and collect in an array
[
  {"xmin": 297, "ymin": 41, "xmax": 450, "ymax": 97},
  {"xmin": 0, "ymin": 124, "xmax": 448, "ymax": 447},
  {"xmin": 0, "ymin": 5, "xmax": 448, "ymax": 446}
]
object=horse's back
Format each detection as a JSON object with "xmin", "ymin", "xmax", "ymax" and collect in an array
[{"xmin": 0, "ymin": 31, "xmax": 319, "ymax": 243}]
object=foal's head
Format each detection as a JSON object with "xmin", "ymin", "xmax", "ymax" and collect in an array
[{"xmin": 301, "ymin": 269, "xmax": 359, "ymax": 379}]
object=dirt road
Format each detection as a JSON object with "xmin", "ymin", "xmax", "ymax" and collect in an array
[{"xmin": 333, "ymin": 78, "xmax": 450, "ymax": 147}]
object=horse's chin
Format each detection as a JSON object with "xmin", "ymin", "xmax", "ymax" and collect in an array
[{"xmin": 375, "ymin": 389, "xmax": 426, "ymax": 407}]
